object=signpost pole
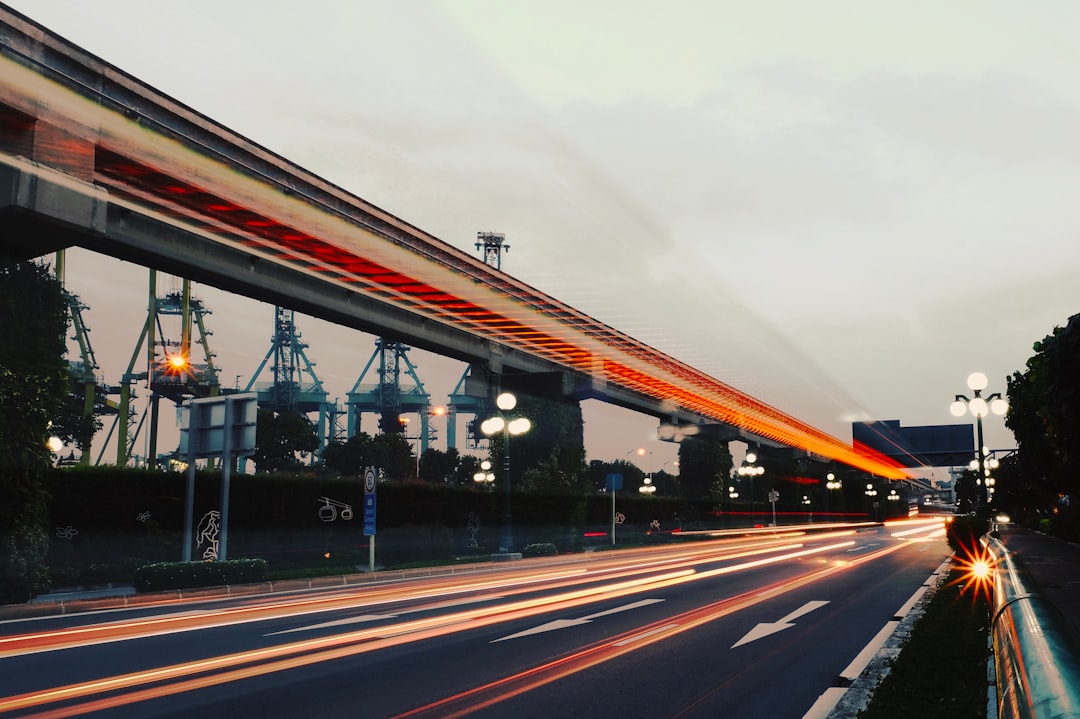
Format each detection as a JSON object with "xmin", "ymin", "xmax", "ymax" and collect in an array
[
  {"xmin": 218, "ymin": 398, "xmax": 234, "ymax": 561},
  {"xmin": 364, "ymin": 467, "xmax": 377, "ymax": 572},
  {"xmin": 178, "ymin": 394, "xmax": 257, "ymax": 563},
  {"xmin": 182, "ymin": 415, "xmax": 197, "ymax": 561},
  {"xmin": 606, "ymin": 473, "xmax": 622, "ymax": 546}
]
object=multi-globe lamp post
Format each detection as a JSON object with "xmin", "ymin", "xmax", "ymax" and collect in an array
[
  {"xmin": 480, "ymin": 392, "xmax": 531, "ymax": 554},
  {"xmin": 472, "ymin": 460, "xmax": 495, "ymax": 490},
  {"xmin": 825, "ymin": 472, "xmax": 842, "ymax": 520},
  {"xmin": 738, "ymin": 452, "xmax": 765, "ymax": 517},
  {"xmin": 949, "ymin": 372, "xmax": 1008, "ymax": 513}
]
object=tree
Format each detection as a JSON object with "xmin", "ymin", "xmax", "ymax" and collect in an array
[
  {"xmin": 368, "ymin": 432, "xmax": 415, "ymax": 480},
  {"xmin": 485, "ymin": 396, "xmax": 588, "ymax": 495},
  {"xmin": 586, "ymin": 459, "xmax": 644, "ymax": 494},
  {"xmin": 0, "ymin": 260, "xmax": 70, "ymax": 601},
  {"xmin": 251, "ymin": 409, "xmax": 319, "ymax": 473},
  {"xmin": 321, "ymin": 431, "xmax": 373, "ymax": 476},
  {"xmin": 678, "ymin": 436, "xmax": 732, "ymax": 501},
  {"xmin": 419, "ymin": 446, "xmax": 459, "ymax": 484},
  {"xmin": 1005, "ymin": 313, "xmax": 1080, "ymax": 529},
  {"xmin": 452, "ymin": 454, "xmax": 483, "ymax": 487}
]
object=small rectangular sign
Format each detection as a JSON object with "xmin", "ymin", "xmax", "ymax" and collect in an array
[
  {"xmin": 363, "ymin": 494, "xmax": 376, "ymax": 536},
  {"xmin": 606, "ymin": 473, "xmax": 623, "ymax": 491}
]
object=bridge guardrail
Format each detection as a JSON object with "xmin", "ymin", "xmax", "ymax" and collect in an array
[{"xmin": 988, "ymin": 535, "xmax": 1080, "ymax": 719}]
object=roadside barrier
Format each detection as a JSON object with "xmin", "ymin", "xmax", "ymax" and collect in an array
[{"xmin": 988, "ymin": 536, "xmax": 1080, "ymax": 718}]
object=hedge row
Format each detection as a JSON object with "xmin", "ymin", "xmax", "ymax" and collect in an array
[
  {"xmin": 133, "ymin": 558, "xmax": 268, "ymax": 593},
  {"xmin": 521, "ymin": 543, "xmax": 558, "ymax": 557}
]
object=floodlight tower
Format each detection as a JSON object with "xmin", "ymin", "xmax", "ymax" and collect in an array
[{"xmin": 475, "ymin": 231, "xmax": 509, "ymax": 270}]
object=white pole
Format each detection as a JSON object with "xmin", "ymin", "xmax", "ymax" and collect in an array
[{"xmin": 611, "ymin": 489, "xmax": 616, "ymax": 546}]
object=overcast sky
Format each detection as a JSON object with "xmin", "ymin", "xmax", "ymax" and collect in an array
[{"xmin": 9, "ymin": 0, "xmax": 1080, "ymax": 472}]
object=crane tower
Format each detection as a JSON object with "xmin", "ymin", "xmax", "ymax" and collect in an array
[
  {"xmin": 243, "ymin": 306, "xmax": 334, "ymax": 460},
  {"xmin": 347, "ymin": 338, "xmax": 434, "ymax": 453}
]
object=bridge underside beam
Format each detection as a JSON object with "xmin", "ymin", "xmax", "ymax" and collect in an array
[{"xmin": 1, "ymin": 162, "xmax": 736, "ymax": 434}]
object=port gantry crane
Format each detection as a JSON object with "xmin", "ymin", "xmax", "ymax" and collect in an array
[
  {"xmin": 82, "ymin": 270, "xmax": 221, "ymax": 467},
  {"xmin": 242, "ymin": 305, "xmax": 333, "ymax": 464}
]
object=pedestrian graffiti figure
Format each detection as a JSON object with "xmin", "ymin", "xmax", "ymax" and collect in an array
[
  {"xmin": 197, "ymin": 510, "xmax": 220, "ymax": 560},
  {"xmin": 466, "ymin": 512, "xmax": 481, "ymax": 549}
]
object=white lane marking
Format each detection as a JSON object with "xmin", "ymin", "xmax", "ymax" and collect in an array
[
  {"xmin": 802, "ymin": 687, "xmax": 848, "ymax": 719},
  {"xmin": 491, "ymin": 598, "xmax": 665, "ymax": 642},
  {"xmin": 731, "ymin": 600, "xmax": 830, "ymax": 648},
  {"xmin": 266, "ymin": 595, "xmax": 499, "ymax": 636},
  {"xmin": 894, "ymin": 585, "xmax": 930, "ymax": 618},
  {"xmin": 839, "ymin": 620, "xmax": 900, "ymax": 681}
]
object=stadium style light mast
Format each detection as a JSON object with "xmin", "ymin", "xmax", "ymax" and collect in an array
[{"xmin": 950, "ymin": 372, "xmax": 1008, "ymax": 513}]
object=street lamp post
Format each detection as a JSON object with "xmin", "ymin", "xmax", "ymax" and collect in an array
[
  {"xmin": 825, "ymin": 472, "xmax": 842, "ymax": 521},
  {"xmin": 473, "ymin": 459, "xmax": 495, "ymax": 490},
  {"xmin": 480, "ymin": 392, "xmax": 531, "ymax": 555},
  {"xmin": 738, "ymin": 452, "xmax": 765, "ymax": 522},
  {"xmin": 950, "ymin": 372, "xmax": 1008, "ymax": 514},
  {"xmin": 865, "ymin": 482, "xmax": 879, "ymax": 521}
]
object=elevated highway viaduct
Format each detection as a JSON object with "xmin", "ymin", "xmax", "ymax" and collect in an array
[{"xmin": 0, "ymin": 4, "xmax": 907, "ymax": 479}]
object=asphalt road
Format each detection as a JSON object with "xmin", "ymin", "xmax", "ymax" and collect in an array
[{"xmin": 0, "ymin": 520, "xmax": 951, "ymax": 719}]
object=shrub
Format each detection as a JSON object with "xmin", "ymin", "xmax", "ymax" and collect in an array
[
  {"xmin": 521, "ymin": 542, "xmax": 557, "ymax": 558},
  {"xmin": 946, "ymin": 514, "xmax": 990, "ymax": 555},
  {"xmin": 133, "ymin": 558, "xmax": 268, "ymax": 593}
]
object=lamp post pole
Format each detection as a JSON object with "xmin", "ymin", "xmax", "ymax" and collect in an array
[
  {"xmin": 481, "ymin": 392, "xmax": 531, "ymax": 555},
  {"xmin": 825, "ymin": 472, "xmax": 842, "ymax": 521},
  {"xmin": 950, "ymin": 372, "xmax": 1008, "ymax": 515},
  {"xmin": 500, "ymin": 421, "xmax": 512, "ymax": 552},
  {"xmin": 738, "ymin": 452, "xmax": 764, "ymax": 525}
]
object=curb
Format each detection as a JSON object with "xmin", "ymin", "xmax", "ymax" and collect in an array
[{"xmin": 0, "ymin": 551, "xmax": 597, "ymax": 620}]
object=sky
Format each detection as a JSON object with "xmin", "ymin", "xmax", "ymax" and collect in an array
[{"xmin": 8, "ymin": 0, "xmax": 1080, "ymax": 474}]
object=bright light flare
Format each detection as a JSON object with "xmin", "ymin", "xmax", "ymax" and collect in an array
[{"xmin": 951, "ymin": 544, "xmax": 996, "ymax": 600}]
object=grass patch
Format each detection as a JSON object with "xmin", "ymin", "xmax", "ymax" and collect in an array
[{"xmin": 858, "ymin": 568, "xmax": 989, "ymax": 718}]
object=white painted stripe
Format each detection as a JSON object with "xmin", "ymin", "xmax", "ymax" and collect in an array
[
  {"xmin": 840, "ymin": 620, "xmax": 899, "ymax": 681},
  {"xmin": 801, "ymin": 687, "xmax": 848, "ymax": 719},
  {"xmin": 894, "ymin": 585, "xmax": 929, "ymax": 618},
  {"xmin": 581, "ymin": 598, "xmax": 665, "ymax": 621},
  {"xmin": 612, "ymin": 623, "xmax": 679, "ymax": 646}
]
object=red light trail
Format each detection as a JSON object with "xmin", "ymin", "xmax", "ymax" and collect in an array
[{"xmin": 0, "ymin": 28, "xmax": 908, "ymax": 478}]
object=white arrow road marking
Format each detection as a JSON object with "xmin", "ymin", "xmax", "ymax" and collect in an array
[
  {"xmin": 731, "ymin": 600, "xmax": 830, "ymax": 648},
  {"xmin": 492, "ymin": 598, "xmax": 665, "ymax": 642}
]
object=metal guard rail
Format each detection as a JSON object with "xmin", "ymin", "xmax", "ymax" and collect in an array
[{"xmin": 988, "ymin": 536, "xmax": 1080, "ymax": 719}]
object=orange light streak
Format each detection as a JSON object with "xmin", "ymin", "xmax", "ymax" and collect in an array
[
  {"xmin": 392, "ymin": 540, "xmax": 895, "ymax": 719},
  {"xmin": 1, "ymin": 539, "xmax": 870, "ymax": 716},
  {"xmin": 0, "ymin": 46, "xmax": 911, "ymax": 478},
  {"xmin": 2, "ymin": 536, "xmax": 807, "ymax": 659}
]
